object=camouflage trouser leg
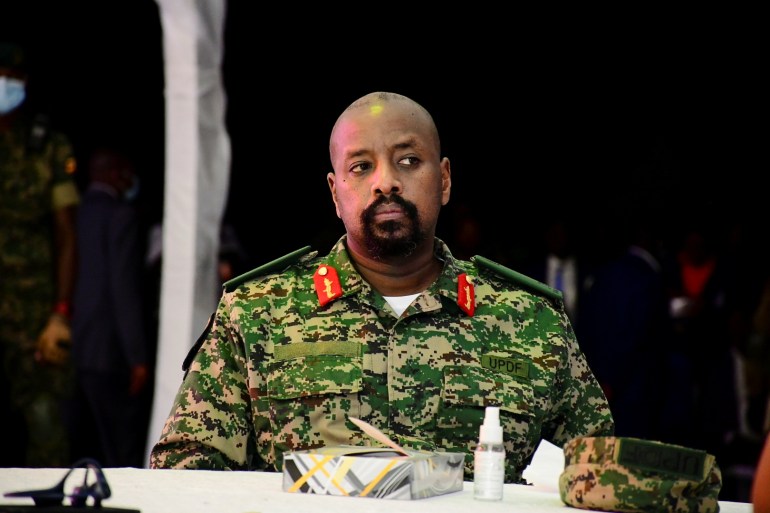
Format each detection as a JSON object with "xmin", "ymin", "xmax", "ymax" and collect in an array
[
  {"xmin": 23, "ymin": 383, "xmax": 72, "ymax": 467},
  {"xmin": 2, "ymin": 330, "xmax": 74, "ymax": 468}
]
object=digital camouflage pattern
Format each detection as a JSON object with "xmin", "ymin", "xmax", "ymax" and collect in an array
[
  {"xmin": 559, "ymin": 436, "xmax": 722, "ymax": 513},
  {"xmin": 0, "ymin": 111, "xmax": 79, "ymax": 466},
  {"xmin": 150, "ymin": 236, "xmax": 614, "ymax": 483}
]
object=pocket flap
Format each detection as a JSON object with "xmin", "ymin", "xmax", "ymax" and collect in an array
[
  {"xmin": 267, "ymin": 354, "xmax": 363, "ymax": 399},
  {"xmin": 442, "ymin": 365, "xmax": 535, "ymax": 417}
]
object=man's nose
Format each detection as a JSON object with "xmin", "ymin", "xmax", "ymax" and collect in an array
[{"xmin": 371, "ymin": 163, "xmax": 402, "ymax": 196}]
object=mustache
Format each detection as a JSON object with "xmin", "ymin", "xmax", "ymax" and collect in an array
[{"xmin": 362, "ymin": 195, "xmax": 418, "ymax": 223}]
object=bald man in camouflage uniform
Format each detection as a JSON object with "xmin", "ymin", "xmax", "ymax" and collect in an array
[
  {"xmin": 151, "ymin": 91, "xmax": 614, "ymax": 483},
  {"xmin": 1, "ymin": 42, "xmax": 79, "ymax": 467}
]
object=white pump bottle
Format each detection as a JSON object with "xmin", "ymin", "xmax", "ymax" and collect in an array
[{"xmin": 473, "ymin": 406, "xmax": 505, "ymax": 501}]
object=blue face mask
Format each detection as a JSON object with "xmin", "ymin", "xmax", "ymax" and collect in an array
[
  {"xmin": 0, "ymin": 76, "xmax": 26, "ymax": 114},
  {"xmin": 124, "ymin": 176, "xmax": 140, "ymax": 202}
]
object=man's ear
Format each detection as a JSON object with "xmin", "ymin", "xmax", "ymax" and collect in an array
[
  {"xmin": 327, "ymin": 171, "xmax": 341, "ymax": 218},
  {"xmin": 440, "ymin": 157, "xmax": 451, "ymax": 206}
]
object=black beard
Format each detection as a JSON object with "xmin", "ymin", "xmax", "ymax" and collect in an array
[{"xmin": 361, "ymin": 195, "xmax": 425, "ymax": 259}]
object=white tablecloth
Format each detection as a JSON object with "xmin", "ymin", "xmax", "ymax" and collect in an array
[{"xmin": 0, "ymin": 441, "xmax": 751, "ymax": 513}]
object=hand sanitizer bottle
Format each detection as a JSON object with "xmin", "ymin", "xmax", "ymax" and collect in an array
[{"xmin": 474, "ymin": 406, "xmax": 504, "ymax": 501}]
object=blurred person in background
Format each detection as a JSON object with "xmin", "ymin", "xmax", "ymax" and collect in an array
[
  {"xmin": 0, "ymin": 41, "xmax": 79, "ymax": 467},
  {"xmin": 579, "ymin": 216, "xmax": 670, "ymax": 440},
  {"xmin": 523, "ymin": 216, "xmax": 585, "ymax": 330},
  {"xmin": 68, "ymin": 146, "xmax": 151, "ymax": 467},
  {"xmin": 660, "ymin": 222, "xmax": 740, "ymax": 467}
]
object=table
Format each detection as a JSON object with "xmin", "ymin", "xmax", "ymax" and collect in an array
[{"xmin": 0, "ymin": 442, "xmax": 752, "ymax": 513}]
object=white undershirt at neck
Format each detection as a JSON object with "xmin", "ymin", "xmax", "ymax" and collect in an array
[{"xmin": 383, "ymin": 293, "xmax": 421, "ymax": 316}]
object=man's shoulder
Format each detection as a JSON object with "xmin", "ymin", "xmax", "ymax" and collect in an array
[
  {"xmin": 471, "ymin": 254, "xmax": 563, "ymax": 304},
  {"xmin": 20, "ymin": 112, "xmax": 72, "ymax": 149},
  {"xmin": 223, "ymin": 246, "xmax": 316, "ymax": 292}
]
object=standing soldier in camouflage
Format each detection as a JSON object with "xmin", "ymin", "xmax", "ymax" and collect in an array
[
  {"xmin": 0, "ymin": 42, "xmax": 79, "ymax": 467},
  {"xmin": 150, "ymin": 91, "xmax": 614, "ymax": 482}
]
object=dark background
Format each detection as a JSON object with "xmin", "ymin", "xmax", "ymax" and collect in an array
[{"xmin": 5, "ymin": 2, "xmax": 764, "ymax": 269}]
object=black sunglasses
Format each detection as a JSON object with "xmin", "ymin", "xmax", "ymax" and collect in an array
[{"xmin": 2, "ymin": 457, "xmax": 137, "ymax": 510}]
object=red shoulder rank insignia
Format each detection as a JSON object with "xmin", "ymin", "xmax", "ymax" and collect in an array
[
  {"xmin": 457, "ymin": 273, "xmax": 475, "ymax": 316},
  {"xmin": 314, "ymin": 264, "xmax": 343, "ymax": 307}
]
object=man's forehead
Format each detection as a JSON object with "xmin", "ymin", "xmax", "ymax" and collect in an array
[
  {"xmin": 339, "ymin": 101, "xmax": 429, "ymax": 139},
  {"xmin": 335, "ymin": 117, "xmax": 425, "ymax": 153}
]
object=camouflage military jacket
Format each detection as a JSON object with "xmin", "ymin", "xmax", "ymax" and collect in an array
[
  {"xmin": 151, "ymin": 236, "xmax": 614, "ymax": 483},
  {"xmin": 1, "ymin": 112, "xmax": 79, "ymax": 312}
]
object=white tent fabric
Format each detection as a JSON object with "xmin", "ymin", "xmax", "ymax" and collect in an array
[{"xmin": 146, "ymin": 0, "xmax": 230, "ymax": 465}]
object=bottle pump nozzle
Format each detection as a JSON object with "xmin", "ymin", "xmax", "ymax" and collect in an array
[{"xmin": 479, "ymin": 406, "xmax": 503, "ymax": 444}]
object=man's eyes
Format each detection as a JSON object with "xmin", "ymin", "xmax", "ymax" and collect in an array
[
  {"xmin": 349, "ymin": 162, "xmax": 372, "ymax": 174},
  {"xmin": 349, "ymin": 156, "xmax": 419, "ymax": 174},
  {"xmin": 397, "ymin": 156, "xmax": 420, "ymax": 167}
]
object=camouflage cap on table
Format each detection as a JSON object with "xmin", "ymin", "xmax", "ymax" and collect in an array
[{"xmin": 559, "ymin": 436, "xmax": 722, "ymax": 513}]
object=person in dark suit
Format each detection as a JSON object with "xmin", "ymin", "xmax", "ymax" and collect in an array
[
  {"xmin": 577, "ymin": 218, "xmax": 670, "ymax": 440},
  {"xmin": 69, "ymin": 146, "xmax": 150, "ymax": 467}
]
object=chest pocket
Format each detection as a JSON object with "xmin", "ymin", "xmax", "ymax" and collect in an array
[
  {"xmin": 265, "ymin": 353, "xmax": 364, "ymax": 449},
  {"xmin": 440, "ymin": 365, "xmax": 535, "ymax": 417},
  {"xmin": 436, "ymin": 365, "xmax": 536, "ymax": 473},
  {"xmin": 267, "ymin": 354, "xmax": 363, "ymax": 399}
]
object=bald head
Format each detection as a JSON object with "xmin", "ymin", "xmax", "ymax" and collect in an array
[{"xmin": 329, "ymin": 92, "xmax": 440, "ymax": 167}]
